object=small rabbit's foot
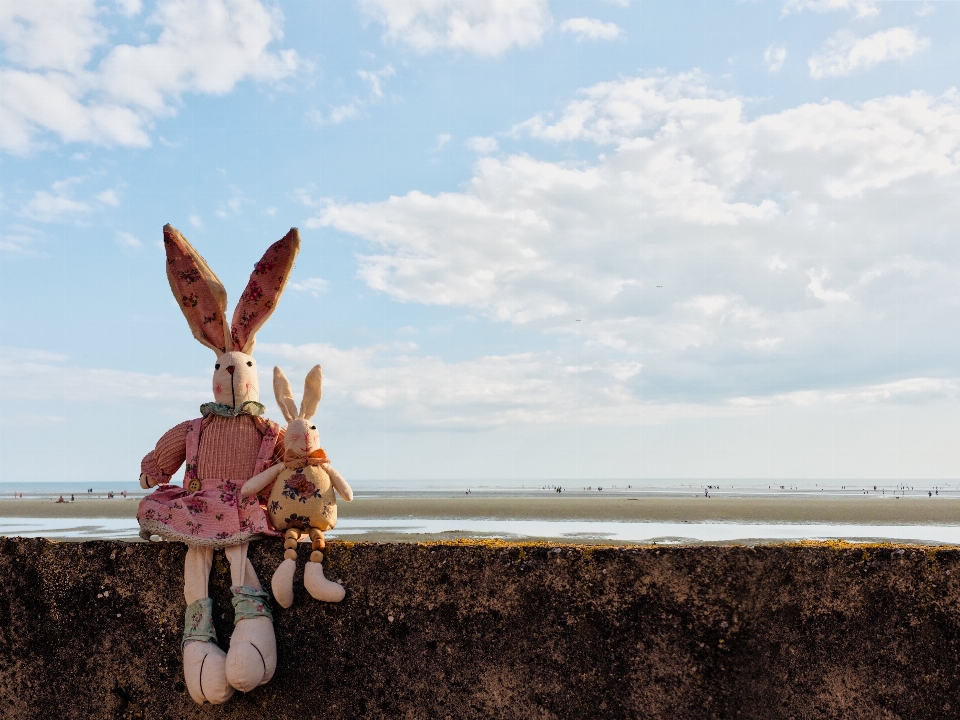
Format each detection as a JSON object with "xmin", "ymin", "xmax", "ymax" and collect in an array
[
  {"xmin": 183, "ymin": 641, "xmax": 234, "ymax": 705},
  {"xmin": 271, "ymin": 558, "xmax": 297, "ymax": 609},
  {"xmin": 226, "ymin": 586, "xmax": 276, "ymax": 692},
  {"xmin": 304, "ymin": 561, "xmax": 346, "ymax": 603}
]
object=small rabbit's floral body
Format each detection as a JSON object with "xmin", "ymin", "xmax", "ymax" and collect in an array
[{"xmin": 270, "ymin": 465, "xmax": 337, "ymax": 531}]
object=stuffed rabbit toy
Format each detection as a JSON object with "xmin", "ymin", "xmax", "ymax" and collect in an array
[
  {"xmin": 137, "ymin": 224, "xmax": 299, "ymax": 705},
  {"xmin": 242, "ymin": 365, "xmax": 353, "ymax": 607}
]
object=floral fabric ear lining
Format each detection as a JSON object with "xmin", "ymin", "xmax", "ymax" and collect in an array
[
  {"xmin": 230, "ymin": 229, "xmax": 300, "ymax": 354},
  {"xmin": 163, "ymin": 225, "xmax": 231, "ymax": 354}
]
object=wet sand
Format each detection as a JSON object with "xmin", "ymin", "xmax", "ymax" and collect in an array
[{"xmin": 3, "ymin": 496, "xmax": 959, "ymax": 524}]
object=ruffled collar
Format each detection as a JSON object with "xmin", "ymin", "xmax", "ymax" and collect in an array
[{"xmin": 200, "ymin": 400, "xmax": 266, "ymax": 418}]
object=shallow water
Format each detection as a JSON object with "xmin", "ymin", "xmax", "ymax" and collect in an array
[{"xmin": 2, "ymin": 516, "xmax": 959, "ymax": 545}]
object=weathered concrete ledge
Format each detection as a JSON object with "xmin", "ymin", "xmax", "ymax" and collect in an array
[{"xmin": 2, "ymin": 538, "xmax": 960, "ymax": 719}]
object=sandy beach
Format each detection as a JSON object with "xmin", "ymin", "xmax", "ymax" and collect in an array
[{"xmin": 3, "ymin": 495, "xmax": 958, "ymax": 524}]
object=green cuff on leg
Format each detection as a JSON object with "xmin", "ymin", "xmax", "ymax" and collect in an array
[
  {"xmin": 231, "ymin": 585, "xmax": 273, "ymax": 624},
  {"xmin": 182, "ymin": 597, "xmax": 217, "ymax": 649}
]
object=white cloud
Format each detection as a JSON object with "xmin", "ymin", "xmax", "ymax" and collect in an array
[
  {"xmin": 805, "ymin": 269, "xmax": 851, "ymax": 303},
  {"xmin": 188, "ymin": 213, "xmax": 202, "ymax": 227},
  {"xmin": 114, "ymin": 0, "xmax": 143, "ymax": 16},
  {"xmin": 19, "ymin": 179, "xmax": 92, "ymax": 222},
  {"xmin": 357, "ymin": 0, "xmax": 551, "ymax": 57},
  {"xmin": 732, "ymin": 377, "xmax": 960, "ymax": 409},
  {"xmin": 0, "ymin": 233, "xmax": 35, "ymax": 252},
  {"xmin": 357, "ymin": 64, "xmax": 395, "ymax": 98},
  {"xmin": 310, "ymin": 72, "xmax": 960, "ymax": 404},
  {"xmin": 328, "ymin": 103, "xmax": 361, "ymax": 124},
  {"xmin": 294, "ymin": 187, "xmax": 322, "ymax": 209},
  {"xmin": 0, "ymin": 1, "xmax": 106, "ymax": 73},
  {"xmin": 0, "ymin": 0, "xmax": 299, "ymax": 154},
  {"xmin": 916, "ymin": 2, "xmax": 934, "ymax": 18},
  {"xmin": 97, "ymin": 189, "xmax": 121, "ymax": 206},
  {"xmin": 256, "ymin": 341, "xmax": 960, "ymax": 429},
  {"xmin": 764, "ymin": 44, "xmax": 787, "ymax": 73},
  {"xmin": 433, "ymin": 133, "xmax": 452, "ymax": 151},
  {"xmin": 0, "ymin": 348, "xmax": 207, "ymax": 406},
  {"xmin": 767, "ymin": 257, "xmax": 788, "ymax": 273},
  {"xmin": 745, "ymin": 337, "xmax": 784, "ymax": 351},
  {"xmin": 260, "ymin": 341, "xmax": 649, "ymax": 428},
  {"xmin": 466, "ymin": 135, "xmax": 499, "ymax": 154},
  {"xmin": 559, "ymin": 17, "xmax": 623, "ymax": 42},
  {"xmin": 0, "ymin": 414, "xmax": 66, "ymax": 426},
  {"xmin": 0, "ymin": 341, "xmax": 743, "ymax": 431},
  {"xmin": 809, "ymin": 27, "xmax": 929, "ymax": 79},
  {"xmin": 116, "ymin": 231, "xmax": 142, "ymax": 248},
  {"xmin": 782, "ymin": 0, "xmax": 879, "ymax": 19},
  {"xmin": 213, "ymin": 185, "xmax": 255, "ymax": 219},
  {"xmin": 289, "ymin": 277, "xmax": 329, "ymax": 297},
  {"xmin": 312, "ymin": 64, "xmax": 395, "ymax": 126}
]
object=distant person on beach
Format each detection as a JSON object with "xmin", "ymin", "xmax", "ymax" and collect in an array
[
  {"xmin": 70, "ymin": 494, "xmax": 75, "ymax": 502},
  {"xmin": 56, "ymin": 495, "xmax": 65, "ymax": 503}
]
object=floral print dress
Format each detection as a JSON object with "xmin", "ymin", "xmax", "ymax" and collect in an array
[{"xmin": 138, "ymin": 416, "xmax": 281, "ymax": 547}]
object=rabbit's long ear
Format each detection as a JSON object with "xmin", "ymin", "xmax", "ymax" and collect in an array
[
  {"xmin": 273, "ymin": 366, "xmax": 298, "ymax": 424},
  {"xmin": 163, "ymin": 224, "xmax": 233, "ymax": 354},
  {"xmin": 299, "ymin": 365, "xmax": 322, "ymax": 420},
  {"xmin": 231, "ymin": 228, "xmax": 300, "ymax": 354}
]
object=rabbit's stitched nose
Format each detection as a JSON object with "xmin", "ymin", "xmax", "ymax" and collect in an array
[{"xmin": 226, "ymin": 365, "xmax": 235, "ymax": 375}]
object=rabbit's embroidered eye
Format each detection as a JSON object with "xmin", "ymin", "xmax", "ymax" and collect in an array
[
  {"xmin": 310, "ymin": 425, "xmax": 316, "ymax": 430},
  {"xmin": 246, "ymin": 361, "xmax": 253, "ymax": 367},
  {"xmin": 215, "ymin": 363, "xmax": 220, "ymax": 370}
]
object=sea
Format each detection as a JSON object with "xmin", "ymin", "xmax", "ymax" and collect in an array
[{"xmin": 2, "ymin": 479, "xmax": 958, "ymax": 545}]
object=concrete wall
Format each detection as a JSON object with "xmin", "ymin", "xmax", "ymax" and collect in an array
[{"xmin": 1, "ymin": 538, "xmax": 959, "ymax": 719}]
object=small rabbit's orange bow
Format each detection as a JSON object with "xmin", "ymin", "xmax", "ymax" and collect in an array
[{"xmin": 283, "ymin": 448, "xmax": 329, "ymax": 470}]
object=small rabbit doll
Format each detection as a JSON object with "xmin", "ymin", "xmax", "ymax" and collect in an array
[
  {"xmin": 137, "ymin": 225, "xmax": 298, "ymax": 705},
  {"xmin": 241, "ymin": 365, "xmax": 353, "ymax": 608}
]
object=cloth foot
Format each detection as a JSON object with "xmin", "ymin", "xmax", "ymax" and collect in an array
[
  {"xmin": 271, "ymin": 558, "xmax": 297, "ymax": 609},
  {"xmin": 184, "ymin": 641, "xmax": 234, "ymax": 705},
  {"xmin": 225, "ymin": 586, "xmax": 277, "ymax": 692},
  {"xmin": 182, "ymin": 598, "xmax": 233, "ymax": 705},
  {"xmin": 304, "ymin": 562, "xmax": 346, "ymax": 603}
]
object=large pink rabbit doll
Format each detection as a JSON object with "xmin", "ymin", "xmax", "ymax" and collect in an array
[{"xmin": 137, "ymin": 224, "xmax": 298, "ymax": 705}]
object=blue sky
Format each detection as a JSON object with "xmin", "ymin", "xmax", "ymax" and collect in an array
[{"xmin": 1, "ymin": 0, "xmax": 959, "ymax": 485}]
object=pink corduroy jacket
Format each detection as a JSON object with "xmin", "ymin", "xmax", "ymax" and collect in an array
[{"xmin": 141, "ymin": 414, "xmax": 285, "ymax": 485}]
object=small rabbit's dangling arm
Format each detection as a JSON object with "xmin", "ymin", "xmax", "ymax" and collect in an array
[
  {"xmin": 323, "ymin": 464, "xmax": 353, "ymax": 501},
  {"xmin": 241, "ymin": 462, "xmax": 284, "ymax": 497}
]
